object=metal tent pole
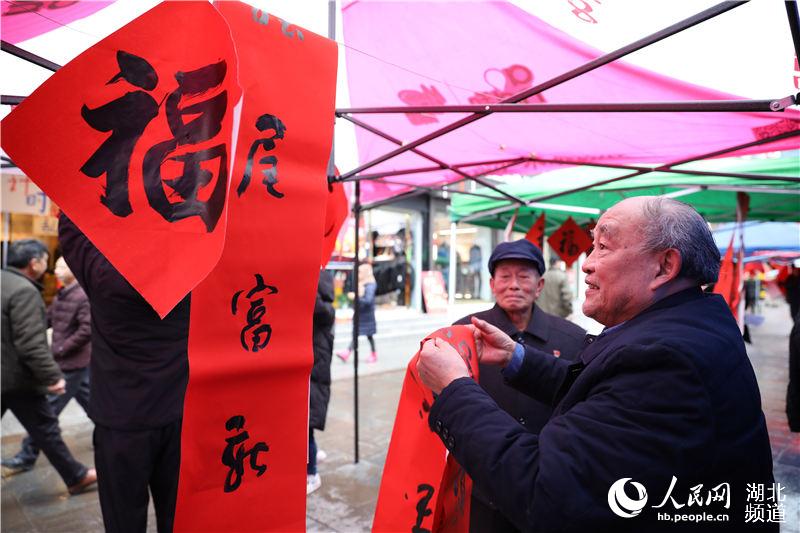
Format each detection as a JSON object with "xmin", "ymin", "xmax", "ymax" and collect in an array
[{"xmin": 352, "ymin": 180, "xmax": 361, "ymax": 464}]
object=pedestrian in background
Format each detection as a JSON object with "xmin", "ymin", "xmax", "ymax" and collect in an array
[
  {"xmin": 537, "ymin": 257, "xmax": 573, "ymax": 318},
  {"xmin": 308, "ymin": 270, "xmax": 335, "ymax": 494},
  {"xmin": 337, "ymin": 262, "xmax": 378, "ymax": 364},
  {"xmin": 1, "ymin": 239, "xmax": 97, "ymax": 495},
  {"xmin": 4, "ymin": 256, "xmax": 92, "ymax": 472}
]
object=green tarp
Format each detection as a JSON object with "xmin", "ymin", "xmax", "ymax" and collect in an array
[{"xmin": 450, "ymin": 153, "xmax": 800, "ymax": 232}]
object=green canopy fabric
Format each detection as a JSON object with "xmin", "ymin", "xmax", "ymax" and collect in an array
[{"xmin": 450, "ymin": 153, "xmax": 800, "ymax": 233}]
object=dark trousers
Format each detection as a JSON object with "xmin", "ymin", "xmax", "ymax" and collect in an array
[
  {"xmin": 16, "ymin": 367, "xmax": 90, "ymax": 464},
  {"xmin": 347, "ymin": 335, "xmax": 375, "ymax": 352},
  {"xmin": 94, "ymin": 420, "xmax": 182, "ymax": 533},
  {"xmin": 1, "ymin": 392, "xmax": 88, "ymax": 487},
  {"xmin": 307, "ymin": 428, "xmax": 317, "ymax": 475}
]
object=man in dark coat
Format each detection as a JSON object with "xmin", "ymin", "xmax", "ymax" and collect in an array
[
  {"xmin": 5, "ymin": 256, "xmax": 92, "ymax": 470},
  {"xmin": 59, "ymin": 214, "xmax": 190, "ymax": 533},
  {"xmin": 453, "ymin": 239, "xmax": 585, "ymax": 532},
  {"xmin": 418, "ymin": 197, "xmax": 775, "ymax": 532},
  {"xmin": 1, "ymin": 239, "xmax": 96, "ymax": 494},
  {"xmin": 308, "ymin": 269, "xmax": 335, "ymax": 494}
]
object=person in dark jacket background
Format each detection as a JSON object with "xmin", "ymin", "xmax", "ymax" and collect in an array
[
  {"xmin": 59, "ymin": 214, "xmax": 189, "ymax": 533},
  {"xmin": 4, "ymin": 256, "xmax": 92, "ymax": 471},
  {"xmin": 337, "ymin": 262, "xmax": 378, "ymax": 363},
  {"xmin": 453, "ymin": 239, "xmax": 585, "ymax": 532},
  {"xmin": 308, "ymin": 269, "xmax": 335, "ymax": 495},
  {"xmin": 1, "ymin": 239, "xmax": 96, "ymax": 495},
  {"xmin": 788, "ymin": 310, "xmax": 800, "ymax": 432},
  {"xmin": 418, "ymin": 197, "xmax": 776, "ymax": 532}
]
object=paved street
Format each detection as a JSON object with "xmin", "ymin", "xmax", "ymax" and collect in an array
[{"xmin": 2, "ymin": 300, "xmax": 798, "ymax": 532}]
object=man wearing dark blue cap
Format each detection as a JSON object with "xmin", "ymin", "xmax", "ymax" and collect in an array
[{"xmin": 453, "ymin": 238, "xmax": 586, "ymax": 533}]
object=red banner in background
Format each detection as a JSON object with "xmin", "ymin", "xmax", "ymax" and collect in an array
[
  {"xmin": 1, "ymin": 2, "xmax": 241, "ymax": 318},
  {"xmin": 547, "ymin": 216, "xmax": 592, "ymax": 267},
  {"xmin": 171, "ymin": 2, "xmax": 337, "ymax": 531},
  {"xmin": 321, "ymin": 170, "xmax": 349, "ymax": 266},
  {"xmin": 373, "ymin": 326, "xmax": 478, "ymax": 533},
  {"xmin": 525, "ymin": 213, "xmax": 545, "ymax": 249}
]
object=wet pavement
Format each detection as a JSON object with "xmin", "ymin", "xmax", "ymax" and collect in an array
[{"xmin": 2, "ymin": 300, "xmax": 798, "ymax": 532}]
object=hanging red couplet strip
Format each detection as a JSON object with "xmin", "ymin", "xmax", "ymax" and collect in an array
[
  {"xmin": 321, "ymin": 170, "xmax": 349, "ymax": 266},
  {"xmin": 1, "ymin": 1, "xmax": 242, "ymax": 318},
  {"xmin": 373, "ymin": 326, "xmax": 478, "ymax": 533},
  {"xmin": 172, "ymin": 2, "xmax": 337, "ymax": 531},
  {"xmin": 525, "ymin": 213, "xmax": 546, "ymax": 249},
  {"xmin": 547, "ymin": 216, "xmax": 593, "ymax": 267}
]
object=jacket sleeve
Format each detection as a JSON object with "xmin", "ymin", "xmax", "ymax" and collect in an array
[
  {"xmin": 58, "ymin": 213, "xmax": 98, "ymax": 297},
  {"xmin": 55, "ymin": 297, "xmax": 91, "ymax": 358},
  {"xmin": 428, "ymin": 343, "xmax": 713, "ymax": 532},
  {"xmin": 504, "ymin": 344, "xmax": 573, "ymax": 406},
  {"xmin": 360, "ymin": 282, "xmax": 377, "ymax": 306},
  {"xmin": 8, "ymin": 288, "xmax": 62, "ymax": 386}
]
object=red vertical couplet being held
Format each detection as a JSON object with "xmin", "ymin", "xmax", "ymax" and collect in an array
[
  {"xmin": 1, "ymin": 1, "xmax": 242, "ymax": 318},
  {"xmin": 172, "ymin": 2, "xmax": 337, "ymax": 531},
  {"xmin": 373, "ymin": 326, "xmax": 478, "ymax": 532}
]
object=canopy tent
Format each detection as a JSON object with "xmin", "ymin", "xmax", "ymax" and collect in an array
[
  {"xmin": 714, "ymin": 221, "xmax": 800, "ymax": 254},
  {"xmin": 450, "ymin": 153, "xmax": 800, "ymax": 232},
  {"xmin": 336, "ymin": 0, "xmax": 800, "ymax": 207}
]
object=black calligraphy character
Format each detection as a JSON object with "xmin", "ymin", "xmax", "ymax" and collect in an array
[
  {"xmin": 237, "ymin": 114, "xmax": 287, "ymax": 199},
  {"xmin": 80, "ymin": 51, "xmax": 159, "ymax": 217},
  {"xmin": 142, "ymin": 60, "xmax": 229, "ymax": 231},
  {"xmin": 559, "ymin": 230, "xmax": 579, "ymax": 257},
  {"xmin": 412, "ymin": 483, "xmax": 435, "ymax": 533},
  {"xmin": 231, "ymin": 274, "xmax": 279, "ymax": 352},
  {"xmin": 221, "ymin": 415, "xmax": 269, "ymax": 493}
]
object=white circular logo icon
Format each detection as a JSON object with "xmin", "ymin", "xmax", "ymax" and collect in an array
[{"xmin": 607, "ymin": 478, "xmax": 648, "ymax": 518}]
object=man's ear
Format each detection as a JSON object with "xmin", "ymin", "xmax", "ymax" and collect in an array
[
  {"xmin": 650, "ymin": 248, "xmax": 682, "ymax": 290},
  {"xmin": 534, "ymin": 275, "xmax": 545, "ymax": 299}
]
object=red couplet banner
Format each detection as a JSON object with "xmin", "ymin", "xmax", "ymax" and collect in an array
[
  {"xmin": 373, "ymin": 326, "xmax": 478, "ymax": 533},
  {"xmin": 1, "ymin": 2, "xmax": 241, "ymax": 318},
  {"xmin": 172, "ymin": 2, "xmax": 337, "ymax": 531}
]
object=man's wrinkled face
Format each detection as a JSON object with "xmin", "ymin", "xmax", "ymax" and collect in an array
[
  {"xmin": 581, "ymin": 201, "xmax": 661, "ymax": 327},
  {"xmin": 490, "ymin": 259, "xmax": 543, "ymax": 314}
]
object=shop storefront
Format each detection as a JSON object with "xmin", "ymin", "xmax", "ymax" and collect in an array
[{"xmin": 1, "ymin": 173, "xmax": 61, "ymax": 303}]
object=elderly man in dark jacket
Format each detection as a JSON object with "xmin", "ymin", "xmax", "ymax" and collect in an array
[
  {"xmin": 418, "ymin": 197, "xmax": 775, "ymax": 532},
  {"xmin": 308, "ymin": 269, "xmax": 335, "ymax": 494},
  {"xmin": 453, "ymin": 239, "xmax": 585, "ymax": 532},
  {"xmin": 5, "ymin": 256, "xmax": 92, "ymax": 471},
  {"xmin": 1, "ymin": 239, "xmax": 96, "ymax": 494}
]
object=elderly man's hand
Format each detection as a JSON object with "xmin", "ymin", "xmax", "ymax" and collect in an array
[
  {"xmin": 47, "ymin": 378, "xmax": 66, "ymax": 395},
  {"xmin": 417, "ymin": 337, "xmax": 470, "ymax": 395},
  {"xmin": 471, "ymin": 316, "xmax": 516, "ymax": 366}
]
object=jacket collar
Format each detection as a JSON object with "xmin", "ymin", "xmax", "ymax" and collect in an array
[
  {"xmin": 59, "ymin": 281, "xmax": 80, "ymax": 296},
  {"xmin": 579, "ymin": 286, "xmax": 704, "ymax": 365},
  {"xmin": 487, "ymin": 302, "xmax": 549, "ymax": 343},
  {"xmin": 4, "ymin": 266, "xmax": 43, "ymax": 290}
]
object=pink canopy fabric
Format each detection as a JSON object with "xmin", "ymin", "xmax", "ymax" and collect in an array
[
  {"xmin": 1, "ymin": 1, "xmax": 114, "ymax": 44},
  {"xmin": 341, "ymin": 1, "xmax": 800, "ymax": 204}
]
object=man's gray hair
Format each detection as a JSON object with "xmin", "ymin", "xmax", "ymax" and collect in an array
[{"xmin": 639, "ymin": 198, "xmax": 720, "ymax": 285}]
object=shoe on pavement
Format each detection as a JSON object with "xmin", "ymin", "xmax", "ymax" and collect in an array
[
  {"xmin": 306, "ymin": 473, "xmax": 322, "ymax": 495},
  {"xmin": 68, "ymin": 468, "xmax": 97, "ymax": 495},
  {"xmin": 336, "ymin": 350, "xmax": 351, "ymax": 363},
  {"xmin": 316, "ymin": 448, "xmax": 327, "ymax": 462},
  {"xmin": 1, "ymin": 456, "xmax": 34, "ymax": 474},
  {"xmin": 367, "ymin": 351, "xmax": 377, "ymax": 364}
]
